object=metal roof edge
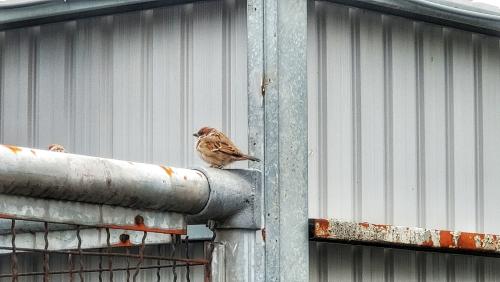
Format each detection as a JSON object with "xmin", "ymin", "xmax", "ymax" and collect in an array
[
  {"xmin": 1, "ymin": 0, "xmax": 499, "ymax": 36},
  {"xmin": 326, "ymin": 0, "xmax": 500, "ymax": 37},
  {"xmin": 0, "ymin": 0, "xmax": 201, "ymax": 31}
]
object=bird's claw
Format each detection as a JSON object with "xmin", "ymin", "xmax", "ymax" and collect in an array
[{"xmin": 209, "ymin": 164, "xmax": 224, "ymax": 169}]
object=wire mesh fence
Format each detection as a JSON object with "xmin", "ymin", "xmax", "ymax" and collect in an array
[{"xmin": 0, "ymin": 218, "xmax": 212, "ymax": 282}]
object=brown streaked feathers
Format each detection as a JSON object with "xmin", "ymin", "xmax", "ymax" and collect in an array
[
  {"xmin": 48, "ymin": 144, "xmax": 66, "ymax": 153},
  {"xmin": 194, "ymin": 127, "xmax": 260, "ymax": 168}
]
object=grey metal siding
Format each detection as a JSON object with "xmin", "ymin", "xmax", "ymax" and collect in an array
[
  {"xmin": 309, "ymin": 1, "xmax": 500, "ymax": 280},
  {"xmin": 310, "ymin": 242, "xmax": 500, "ymax": 282},
  {"xmin": 0, "ymin": 0, "xmax": 248, "ymax": 169},
  {"xmin": 308, "ymin": 0, "xmax": 500, "ymax": 233}
]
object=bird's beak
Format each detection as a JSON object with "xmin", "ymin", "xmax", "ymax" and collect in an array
[{"xmin": 193, "ymin": 133, "xmax": 199, "ymax": 137}]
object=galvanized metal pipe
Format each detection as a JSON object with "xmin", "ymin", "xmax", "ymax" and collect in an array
[{"xmin": 0, "ymin": 145, "xmax": 210, "ymax": 214}]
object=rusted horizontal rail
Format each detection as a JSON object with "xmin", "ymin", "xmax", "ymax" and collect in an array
[{"xmin": 310, "ymin": 218, "xmax": 500, "ymax": 256}]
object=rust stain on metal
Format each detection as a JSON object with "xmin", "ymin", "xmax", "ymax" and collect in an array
[
  {"xmin": 159, "ymin": 165, "xmax": 174, "ymax": 177},
  {"xmin": 421, "ymin": 238, "xmax": 434, "ymax": 247},
  {"xmin": 183, "ymin": 176, "xmax": 187, "ymax": 180},
  {"xmin": 359, "ymin": 222, "xmax": 370, "ymax": 228},
  {"xmin": 457, "ymin": 232, "xmax": 477, "ymax": 249},
  {"xmin": 112, "ymin": 240, "xmax": 133, "ymax": 247},
  {"xmin": 0, "ymin": 213, "xmax": 16, "ymax": 219},
  {"xmin": 113, "ymin": 233, "xmax": 132, "ymax": 247},
  {"xmin": 3, "ymin": 145, "xmax": 22, "ymax": 154},
  {"xmin": 262, "ymin": 228, "xmax": 266, "ymax": 241},
  {"xmin": 440, "ymin": 231, "xmax": 454, "ymax": 248},
  {"xmin": 30, "ymin": 149, "xmax": 37, "ymax": 156},
  {"xmin": 311, "ymin": 218, "xmax": 500, "ymax": 255},
  {"xmin": 314, "ymin": 218, "xmax": 330, "ymax": 237}
]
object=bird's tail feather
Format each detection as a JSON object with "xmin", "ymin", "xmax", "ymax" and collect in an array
[{"xmin": 241, "ymin": 154, "xmax": 260, "ymax": 162}]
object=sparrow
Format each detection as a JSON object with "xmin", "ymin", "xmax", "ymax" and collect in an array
[
  {"xmin": 48, "ymin": 144, "xmax": 66, "ymax": 153},
  {"xmin": 193, "ymin": 127, "xmax": 260, "ymax": 168}
]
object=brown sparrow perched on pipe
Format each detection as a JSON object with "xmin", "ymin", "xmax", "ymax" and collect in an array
[
  {"xmin": 194, "ymin": 127, "xmax": 260, "ymax": 168},
  {"xmin": 48, "ymin": 144, "xmax": 66, "ymax": 153}
]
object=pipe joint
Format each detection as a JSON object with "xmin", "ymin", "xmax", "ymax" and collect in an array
[{"xmin": 187, "ymin": 168, "xmax": 262, "ymax": 230}]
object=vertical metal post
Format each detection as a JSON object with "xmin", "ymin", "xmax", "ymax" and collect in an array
[
  {"xmin": 246, "ymin": 0, "xmax": 266, "ymax": 281},
  {"xmin": 263, "ymin": 0, "xmax": 309, "ymax": 281},
  {"xmin": 247, "ymin": 0, "xmax": 265, "ymax": 165},
  {"xmin": 211, "ymin": 230, "xmax": 263, "ymax": 282}
]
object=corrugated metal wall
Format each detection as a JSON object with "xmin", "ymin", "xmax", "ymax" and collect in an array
[
  {"xmin": 0, "ymin": 1, "xmax": 246, "ymax": 281},
  {"xmin": 308, "ymin": 1, "xmax": 500, "ymax": 280},
  {"xmin": 0, "ymin": 0, "xmax": 248, "ymax": 169},
  {"xmin": 310, "ymin": 242, "xmax": 500, "ymax": 282},
  {"xmin": 308, "ymin": 0, "xmax": 500, "ymax": 233}
]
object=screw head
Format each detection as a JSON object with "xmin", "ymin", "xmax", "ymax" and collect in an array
[
  {"xmin": 134, "ymin": 215, "xmax": 144, "ymax": 225},
  {"xmin": 119, "ymin": 233, "xmax": 130, "ymax": 243}
]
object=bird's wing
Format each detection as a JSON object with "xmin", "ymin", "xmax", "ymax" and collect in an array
[{"xmin": 204, "ymin": 131, "xmax": 244, "ymax": 157}]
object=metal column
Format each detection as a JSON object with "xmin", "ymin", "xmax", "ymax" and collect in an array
[{"xmin": 262, "ymin": 0, "xmax": 309, "ymax": 281}]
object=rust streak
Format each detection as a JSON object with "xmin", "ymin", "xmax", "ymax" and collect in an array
[
  {"xmin": 0, "ymin": 213, "xmax": 16, "ymax": 219},
  {"xmin": 112, "ymin": 240, "xmax": 133, "ymax": 247},
  {"xmin": 159, "ymin": 165, "xmax": 174, "ymax": 177},
  {"xmin": 421, "ymin": 238, "xmax": 434, "ymax": 247},
  {"xmin": 458, "ymin": 232, "xmax": 480, "ymax": 249},
  {"xmin": 314, "ymin": 219, "xmax": 331, "ymax": 237},
  {"xmin": 359, "ymin": 222, "xmax": 370, "ymax": 228},
  {"xmin": 440, "ymin": 231, "xmax": 455, "ymax": 248},
  {"xmin": 3, "ymin": 145, "xmax": 22, "ymax": 154}
]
